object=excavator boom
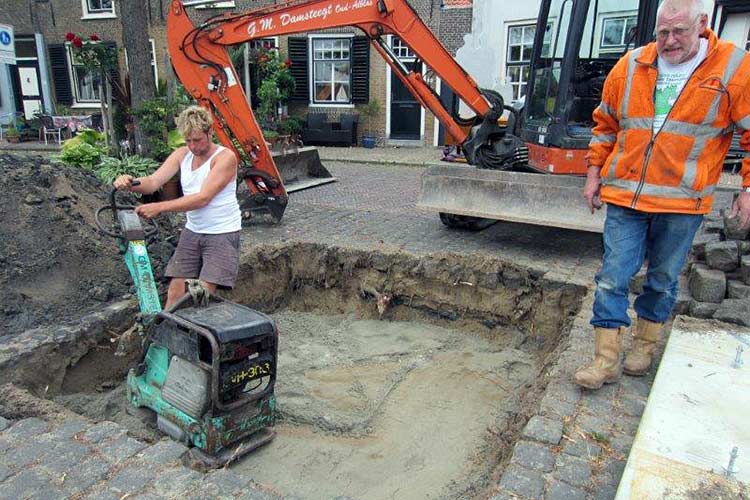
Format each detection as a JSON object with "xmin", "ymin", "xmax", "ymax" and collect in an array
[
  {"xmin": 167, "ymin": 0, "xmax": 660, "ymax": 232},
  {"xmin": 167, "ymin": 0, "xmax": 499, "ymax": 221}
]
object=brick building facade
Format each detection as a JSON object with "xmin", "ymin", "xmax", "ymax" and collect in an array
[{"xmin": 0, "ymin": 0, "xmax": 472, "ymax": 146}]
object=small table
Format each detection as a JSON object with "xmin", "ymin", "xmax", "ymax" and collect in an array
[{"xmin": 51, "ymin": 115, "xmax": 93, "ymax": 134}]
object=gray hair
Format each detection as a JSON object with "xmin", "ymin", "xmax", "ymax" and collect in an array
[{"xmin": 656, "ymin": 0, "xmax": 707, "ymax": 23}]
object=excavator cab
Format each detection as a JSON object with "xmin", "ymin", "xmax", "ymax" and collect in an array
[
  {"xmin": 419, "ymin": 0, "xmax": 659, "ymax": 232},
  {"xmin": 520, "ymin": 0, "xmax": 657, "ymax": 174}
]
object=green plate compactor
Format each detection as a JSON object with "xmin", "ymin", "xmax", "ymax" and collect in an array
[{"xmin": 96, "ymin": 185, "xmax": 277, "ymax": 468}]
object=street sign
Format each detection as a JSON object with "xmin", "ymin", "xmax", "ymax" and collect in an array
[{"xmin": 0, "ymin": 24, "xmax": 16, "ymax": 65}]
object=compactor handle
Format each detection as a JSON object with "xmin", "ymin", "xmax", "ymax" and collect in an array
[
  {"xmin": 96, "ymin": 180, "xmax": 157, "ymax": 239},
  {"xmin": 109, "ymin": 179, "xmax": 141, "ymax": 218}
]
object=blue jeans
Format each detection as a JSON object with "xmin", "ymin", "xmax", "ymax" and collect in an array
[{"xmin": 591, "ymin": 204, "xmax": 703, "ymax": 328}]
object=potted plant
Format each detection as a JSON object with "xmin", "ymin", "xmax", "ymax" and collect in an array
[
  {"xmin": 359, "ymin": 99, "xmax": 379, "ymax": 149},
  {"xmin": 5, "ymin": 127, "xmax": 20, "ymax": 143}
]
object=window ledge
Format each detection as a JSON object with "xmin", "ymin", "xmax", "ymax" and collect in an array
[
  {"xmin": 71, "ymin": 103, "xmax": 102, "ymax": 109},
  {"xmin": 81, "ymin": 13, "xmax": 117, "ymax": 20},
  {"xmin": 309, "ymin": 103, "xmax": 355, "ymax": 109}
]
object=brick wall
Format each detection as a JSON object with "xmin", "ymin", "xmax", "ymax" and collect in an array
[
  {"xmin": 2, "ymin": 0, "xmax": 35, "ymax": 34},
  {"xmin": 439, "ymin": 5, "xmax": 473, "ymax": 56},
  {"xmin": 10, "ymin": 0, "xmax": 472, "ymax": 146}
]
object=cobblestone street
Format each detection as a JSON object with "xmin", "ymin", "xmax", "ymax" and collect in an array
[{"xmin": 0, "ymin": 149, "xmax": 668, "ymax": 499}]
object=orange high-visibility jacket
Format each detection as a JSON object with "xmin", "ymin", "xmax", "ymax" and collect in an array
[{"xmin": 588, "ymin": 29, "xmax": 750, "ymax": 214}]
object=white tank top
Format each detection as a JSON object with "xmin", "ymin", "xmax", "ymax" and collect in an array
[{"xmin": 179, "ymin": 145, "xmax": 241, "ymax": 234}]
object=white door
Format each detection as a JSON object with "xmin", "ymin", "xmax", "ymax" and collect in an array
[{"xmin": 18, "ymin": 66, "xmax": 41, "ymax": 119}]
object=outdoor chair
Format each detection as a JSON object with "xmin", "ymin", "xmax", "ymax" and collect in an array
[
  {"xmin": 40, "ymin": 114, "xmax": 64, "ymax": 145},
  {"xmin": 0, "ymin": 111, "xmax": 23, "ymax": 141}
]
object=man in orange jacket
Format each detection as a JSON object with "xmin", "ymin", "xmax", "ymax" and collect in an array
[{"xmin": 574, "ymin": 0, "xmax": 750, "ymax": 389}]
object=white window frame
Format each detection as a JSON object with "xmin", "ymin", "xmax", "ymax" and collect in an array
[
  {"xmin": 504, "ymin": 21, "xmax": 553, "ymax": 102},
  {"xmin": 600, "ymin": 16, "xmax": 637, "ymax": 49},
  {"xmin": 66, "ymin": 44, "xmax": 102, "ymax": 107},
  {"xmin": 248, "ymin": 37, "xmax": 278, "ymax": 51},
  {"xmin": 123, "ymin": 39, "xmax": 159, "ymax": 87},
  {"xmin": 307, "ymin": 34, "xmax": 355, "ymax": 108},
  {"xmin": 506, "ymin": 23, "xmax": 536, "ymax": 102},
  {"xmin": 81, "ymin": 0, "xmax": 116, "ymax": 20},
  {"xmin": 150, "ymin": 39, "xmax": 158, "ymax": 85},
  {"xmin": 196, "ymin": 1, "xmax": 236, "ymax": 8},
  {"xmin": 14, "ymin": 37, "xmax": 38, "ymax": 62},
  {"xmin": 746, "ymin": 25, "xmax": 750, "ymax": 52}
]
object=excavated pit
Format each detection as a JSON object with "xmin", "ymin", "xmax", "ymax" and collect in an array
[{"xmin": 1, "ymin": 243, "xmax": 586, "ymax": 499}]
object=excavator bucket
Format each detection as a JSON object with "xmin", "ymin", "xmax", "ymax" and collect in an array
[
  {"xmin": 271, "ymin": 146, "xmax": 335, "ymax": 193},
  {"xmin": 418, "ymin": 165, "xmax": 605, "ymax": 233}
]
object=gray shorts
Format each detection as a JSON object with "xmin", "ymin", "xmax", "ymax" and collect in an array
[{"xmin": 164, "ymin": 228, "xmax": 240, "ymax": 289}]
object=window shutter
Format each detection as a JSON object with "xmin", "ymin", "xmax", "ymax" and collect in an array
[
  {"xmin": 48, "ymin": 44, "xmax": 73, "ymax": 106},
  {"xmin": 351, "ymin": 36, "xmax": 370, "ymax": 104},
  {"xmin": 288, "ymin": 37, "xmax": 308, "ymax": 102}
]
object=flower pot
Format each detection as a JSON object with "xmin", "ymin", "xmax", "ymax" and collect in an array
[
  {"xmin": 6, "ymin": 135, "xmax": 20, "ymax": 143},
  {"xmin": 159, "ymin": 174, "xmax": 182, "ymax": 201},
  {"xmin": 362, "ymin": 135, "xmax": 376, "ymax": 149}
]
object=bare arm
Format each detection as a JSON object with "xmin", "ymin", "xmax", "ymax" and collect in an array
[
  {"xmin": 135, "ymin": 149, "xmax": 238, "ymax": 218},
  {"xmin": 113, "ymin": 147, "xmax": 187, "ymax": 194}
]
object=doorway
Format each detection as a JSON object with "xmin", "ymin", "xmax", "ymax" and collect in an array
[
  {"xmin": 387, "ymin": 36, "xmax": 421, "ymax": 141},
  {"xmin": 11, "ymin": 37, "xmax": 43, "ymax": 119}
]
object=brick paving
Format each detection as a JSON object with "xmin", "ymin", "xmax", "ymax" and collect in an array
[{"xmin": 0, "ymin": 145, "xmax": 709, "ymax": 499}]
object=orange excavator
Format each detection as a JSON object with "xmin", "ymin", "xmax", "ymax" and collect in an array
[{"xmin": 167, "ymin": 0, "xmax": 660, "ymax": 232}]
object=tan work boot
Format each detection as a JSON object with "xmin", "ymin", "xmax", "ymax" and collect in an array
[
  {"xmin": 574, "ymin": 327, "xmax": 623, "ymax": 389},
  {"xmin": 623, "ymin": 317, "xmax": 662, "ymax": 376}
]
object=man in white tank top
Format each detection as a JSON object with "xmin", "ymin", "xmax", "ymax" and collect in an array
[{"xmin": 114, "ymin": 106, "xmax": 241, "ymax": 308}]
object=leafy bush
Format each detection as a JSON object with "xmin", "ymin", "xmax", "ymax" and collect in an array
[
  {"xmin": 56, "ymin": 142, "xmax": 106, "ymax": 170},
  {"xmin": 55, "ymin": 104, "xmax": 73, "ymax": 116},
  {"xmin": 279, "ymin": 116, "xmax": 302, "ymax": 135},
  {"xmin": 168, "ymin": 129, "xmax": 185, "ymax": 150},
  {"xmin": 95, "ymin": 155, "xmax": 160, "ymax": 185},
  {"xmin": 132, "ymin": 98, "xmax": 181, "ymax": 162},
  {"xmin": 360, "ymin": 99, "xmax": 380, "ymax": 136},
  {"xmin": 262, "ymin": 129, "xmax": 279, "ymax": 141},
  {"xmin": 252, "ymin": 48, "xmax": 295, "ymax": 124},
  {"xmin": 69, "ymin": 128, "xmax": 106, "ymax": 147},
  {"xmin": 55, "ymin": 129, "xmax": 108, "ymax": 170}
]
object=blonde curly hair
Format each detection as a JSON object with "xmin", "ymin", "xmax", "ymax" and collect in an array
[{"xmin": 175, "ymin": 105, "xmax": 213, "ymax": 138}]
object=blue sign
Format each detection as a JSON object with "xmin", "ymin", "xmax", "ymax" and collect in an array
[{"xmin": 0, "ymin": 31, "xmax": 10, "ymax": 46}]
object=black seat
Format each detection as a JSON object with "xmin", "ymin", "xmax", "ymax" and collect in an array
[{"xmin": 307, "ymin": 113, "xmax": 326, "ymax": 129}]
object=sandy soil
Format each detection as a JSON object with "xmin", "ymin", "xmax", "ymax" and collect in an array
[{"xmin": 238, "ymin": 311, "xmax": 537, "ymax": 500}]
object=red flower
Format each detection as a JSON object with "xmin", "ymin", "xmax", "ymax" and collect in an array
[
  {"xmin": 72, "ymin": 37, "xmax": 83, "ymax": 48},
  {"xmin": 284, "ymin": 59, "xmax": 292, "ymax": 67},
  {"xmin": 65, "ymin": 32, "xmax": 76, "ymax": 42},
  {"xmin": 89, "ymin": 34, "xmax": 100, "ymax": 41}
]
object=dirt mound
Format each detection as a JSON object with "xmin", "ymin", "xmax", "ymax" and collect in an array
[{"xmin": 0, "ymin": 152, "xmax": 176, "ymax": 338}]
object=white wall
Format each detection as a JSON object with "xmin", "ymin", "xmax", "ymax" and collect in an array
[
  {"xmin": 455, "ymin": 1, "xmax": 541, "ymax": 106},
  {"xmin": 454, "ymin": 0, "xmax": 747, "ymax": 109}
]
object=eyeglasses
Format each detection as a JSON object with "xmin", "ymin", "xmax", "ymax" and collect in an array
[
  {"xmin": 655, "ymin": 26, "xmax": 693, "ymax": 39},
  {"xmin": 654, "ymin": 15, "xmax": 703, "ymax": 40}
]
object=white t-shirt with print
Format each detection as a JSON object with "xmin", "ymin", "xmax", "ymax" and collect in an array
[{"xmin": 653, "ymin": 38, "xmax": 708, "ymax": 132}]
